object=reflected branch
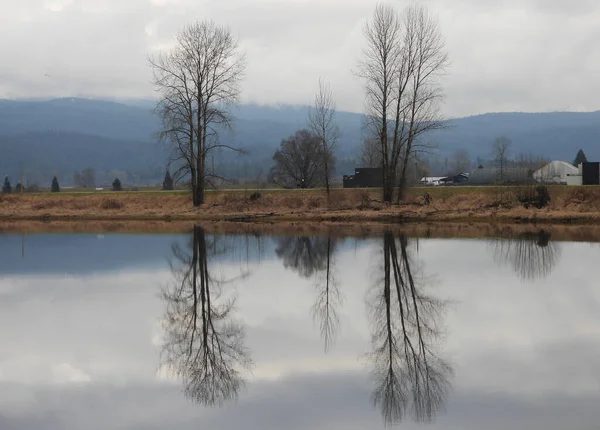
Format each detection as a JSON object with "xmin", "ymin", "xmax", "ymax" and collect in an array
[
  {"xmin": 311, "ymin": 236, "xmax": 344, "ymax": 352},
  {"xmin": 368, "ymin": 232, "xmax": 451, "ymax": 425},
  {"xmin": 161, "ymin": 225, "xmax": 253, "ymax": 406},
  {"xmin": 491, "ymin": 230, "xmax": 561, "ymax": 280},
  {"xmin": 275, "ymin": 236, "xmax": 330, "ymax": 278}
]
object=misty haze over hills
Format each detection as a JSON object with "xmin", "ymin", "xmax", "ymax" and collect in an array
[{"xmin": 1, "ymin": 97, "xmax": 599, "ymax": 186}]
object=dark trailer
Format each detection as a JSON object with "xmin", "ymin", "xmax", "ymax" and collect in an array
[{"xmin": 343, "ymin": 168, "xmax": 383, "ymax": 188}]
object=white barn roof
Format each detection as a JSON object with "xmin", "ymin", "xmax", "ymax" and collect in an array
[{"xmin": 533, "ymin": 161, "xmax": 578, "ymax": 184}]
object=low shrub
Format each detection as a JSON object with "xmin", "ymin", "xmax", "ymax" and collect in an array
[
  {"xmin": 307, "ymin": 196, "xmax": 322, "ymax": 209},
  {"xmin": 249, "ymin": 192, "xmax": 261, "ymax": 201},
  {"xmin": 517, "ymin": 185, "xmax": 550, "ymax": 209},
  {"xmin": 100, "ymin": 198, "xmax": 124, "ymax": 210},
  {"xmin": 357, "ymin": 191, "xmax": 373, "ymax": 210}
]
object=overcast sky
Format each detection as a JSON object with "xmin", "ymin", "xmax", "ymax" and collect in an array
[{"xmin": 1, "ymin": 0, "xmax": 600, "ymax": 117}]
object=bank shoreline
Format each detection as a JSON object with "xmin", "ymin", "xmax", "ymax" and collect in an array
[
  {"xmin": 0, "ymin": 187, "xmax": 599, "ymax": 226},
  {"xmin": 0, "ymin": 210, "xmax": 599, "ymax": 225}
]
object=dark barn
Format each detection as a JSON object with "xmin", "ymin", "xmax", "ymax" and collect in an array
[
  {"xmin": 343, "ymin": 168, "xmax": 383, "ymax": 188},
  {"xmin": 582, "ymin": 162, "xmax": 600, "ymax": 185}
]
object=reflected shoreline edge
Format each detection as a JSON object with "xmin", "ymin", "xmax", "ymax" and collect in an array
[{"xmin": 3, "ymin": 220, "xmax": 600, "ymax": 242}]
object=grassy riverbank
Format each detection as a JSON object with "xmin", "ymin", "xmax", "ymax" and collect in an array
[{"xmin": 1, "ymin": 186, "xmax": 599, "ymax": 224}]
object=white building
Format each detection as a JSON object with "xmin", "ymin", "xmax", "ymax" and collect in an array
[
  {"xmin": 420, "ymin": 176, "xmax": 446, "ymax": 186},
  {"xmin": 533, "ymin": 161, "xmax": 579, "ymax": 185}
]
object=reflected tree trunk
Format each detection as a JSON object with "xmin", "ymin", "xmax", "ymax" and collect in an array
[
  {"xmin": 161, "ymin": 225, "xmax": 253, "ymax": 406},
  {"xmin": 368, "ymin": 232, "xmax": 451, "ymax": 425},
  {"xmin": 312, "ymin": 236, "xmax": 343, "ymax": 352},
  {"xmin": 275, "ymin": 234, "xmax": 343, "ymax": 351}
]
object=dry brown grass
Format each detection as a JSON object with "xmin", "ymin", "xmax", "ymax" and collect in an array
[
  {"xmin": 100, "ymin": 198, "xmax": 125, "ymax": 210},
  {"xmin": 0, "ymin": 186, "xmax": 600, "ymax": 225}
]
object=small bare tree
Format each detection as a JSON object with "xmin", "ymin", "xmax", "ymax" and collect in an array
[
  {"xmin": 357, "ymin": 3, "xmax": 448, "ymax": 203},
  {"xmin": 361, "ymin": 135, "xmax": 383, "ymax": 168},
  {"xmin": 308, "ymin": 78, "xmax": 339, "ymax": 194},
  {"xmin": 150, "ymin": 20, "xmax": 246, "ymax": 206},
  {"xmin": 451, "ymin": 149, "xmax": 471, "ymax": 173},
  {"xmin": 73, "ymin": 167, "xmax": 96, "ymax": 188},
  {"xmin": 493, "ymin": 136, "xmax": 511, "ymax": 183}
]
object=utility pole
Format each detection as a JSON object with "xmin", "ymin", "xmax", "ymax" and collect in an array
[{"xmin": 19, "ymin": 160, "xmax": 23, "ymax": 193}]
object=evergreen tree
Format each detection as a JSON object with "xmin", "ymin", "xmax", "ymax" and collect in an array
[
  {"xmin": 112, "ymin": 177, "xmax": 122, "ymax": 191},
  {"xmin": 2, "ymin": 176, "xmax": 11, "ymax": 194},
  {"xmin": 573, "ymin": 149, "xmax": 588, "ymax": 167},
  {"xmin": 162, "ymin": 169, "xmax": 174, "ymax": 191},
  {"xmin": 15, "ymin": 183, "xmax": 24, "ymax": 193},
  {"xmin": 51, "ymin": 176, "xmax": 60, "ymax": 193}
]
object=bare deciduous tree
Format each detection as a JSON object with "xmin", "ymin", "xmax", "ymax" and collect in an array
[
  {"xmin": 451, "ymin": 149, "xmax": 471, "ymax": 173},
  {"xmin": 514, "ymin": 152, "xmax": 548, "ymax": 170},
  {"xmin": 357, "ymin": 3, "xmax": 448, "ymax": 203},
  {"xmin": 357, "ymin": 4, "xmax": 401, "ymax": 203},
  {"xmin": 150, "ymin": 20, "xmax": 246, "ymax": 206},
  {"xmin": 308, "ymin": 78, "xmax": 339, "ymax": 194},
  {"xmin": 361, "ymin": 135, "xmax": 383, "ymax": 168},
  {"xmin": 73, "ymin": 167, "xmax": 96, "ymax": 188},
  {"xmin": 395, "ymin": 5, "xmax": 449, "ymax": 201},
  {"xmin": 493, "ymin": 136, "xmax": 511, "ymax": 183},
  {"xmin": 268, "ymin": 129, "xmax": 331, "ymax": 188}
]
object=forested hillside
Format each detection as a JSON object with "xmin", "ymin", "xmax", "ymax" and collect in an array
[{"xmin": 1, "ymin": 97, "xmax": 599, "ymax": 186}]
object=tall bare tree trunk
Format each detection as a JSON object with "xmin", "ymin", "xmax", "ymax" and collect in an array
[
  {"xmin": 358, "ymin": 3, "xmax": 447, "ymax": 204},
  {"xmin": 150, "ymin": 20, "xmax": 245, "ymax": 207},
  {"xmin": 308, "ymin": 78, "xmax": 339, "ymax": 195}
]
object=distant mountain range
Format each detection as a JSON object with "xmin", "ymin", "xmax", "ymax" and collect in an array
[{"xmin": 0, "ymin": 97, "xmax": 599, "ymax": 186}]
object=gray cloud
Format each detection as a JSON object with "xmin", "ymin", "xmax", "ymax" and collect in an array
[
  {"xmin": 2, "ymin": 0, "xmax": 600, "ymax": 116},
  {"xmin": 2, "ymin": 372, "xmax": 600, "ymax": 430}
]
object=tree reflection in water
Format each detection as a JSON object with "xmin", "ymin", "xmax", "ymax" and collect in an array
[
  {"xmin": 275, "ymin": 236, "xmax": 330, "ymax": 278},
  {"xmin": 275, "ymin": 235, "xmax": 343, "ymax": 351},
  {"xmin": 368, "ymin": 232, "xmax": 451, "ymax": 425},
  {"xmin": 161, "ymin": 228, "xmax": 451, "ymax": 419},
  {"xmin": 491, "ymin": 230, "xmax": 561, "ymax": 280},
  {"xmin": 161, "ymin": 225, "xmax": 253, "ymax": 406},
  {"xmin": 311, "ymin": 236, "xmax": 343, "ymax": 352}
]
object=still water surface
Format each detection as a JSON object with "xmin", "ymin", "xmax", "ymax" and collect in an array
[{"xmin": 0, "ymin": 228, "xmax": 599, "ymax": 429}]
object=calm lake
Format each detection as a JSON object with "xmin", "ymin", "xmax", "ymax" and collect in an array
[{"xmin": 1, "ymin": 226, "xmax": 599, "ymax": 429}]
